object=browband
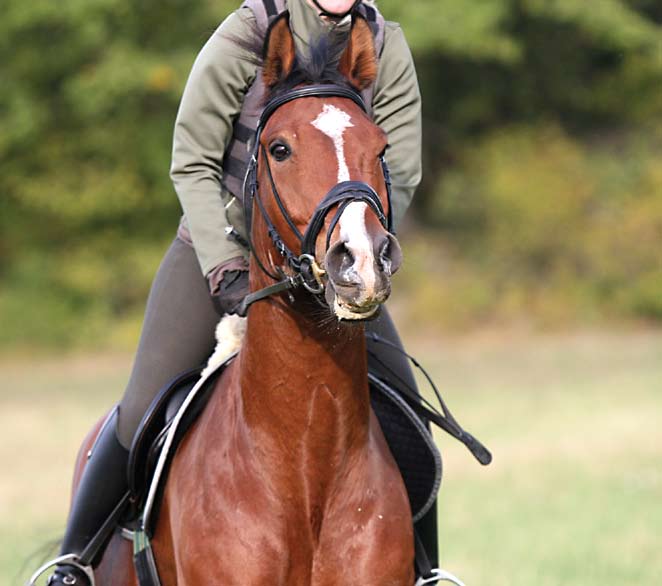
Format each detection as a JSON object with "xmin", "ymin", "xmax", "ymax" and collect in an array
[{"xmin": 257, "ymin": 85, "xmax": 367, "ymax": 132}]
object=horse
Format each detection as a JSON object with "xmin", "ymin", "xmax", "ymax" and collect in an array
[{"xmin": 74, "ymin": 13, "xmax": 415, "ymax": 585}]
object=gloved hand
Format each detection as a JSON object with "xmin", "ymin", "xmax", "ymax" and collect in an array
[{"xmin": 212, "ymin": 269, "xmax": 249, "ymax": 316}]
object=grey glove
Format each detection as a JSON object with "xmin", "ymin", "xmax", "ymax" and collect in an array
[{"xmin": 212, "ymin": 269, "xmax": 249, "ymax": 316}]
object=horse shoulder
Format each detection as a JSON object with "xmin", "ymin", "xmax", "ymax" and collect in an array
[
  {"xmin": 154, "ymin": 362, "xmax": 294, "ymax": 584},
  {"xmin": 312, "ymin": 412, "xmax": 415, "ymax": 585}
]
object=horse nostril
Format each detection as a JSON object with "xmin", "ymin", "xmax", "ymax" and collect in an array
[
  {"xmin": 326, "ymin": 240, "xmax": 359, "ymax": 285},
  {"xmin": 338, "ymin": 243, "xmax": 354, "ymax": 274},
  {"xmin": 378, "ymin": 234, "xmax": 402, "ymax": 275},
  {"xmin": 379, "ymin": 238, "xmax": 390, "ymax": 266}
]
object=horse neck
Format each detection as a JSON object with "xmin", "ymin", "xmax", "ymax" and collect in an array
[{"xmin": 238, "ymin": 293, "xmax": 371, "ymax": 465}]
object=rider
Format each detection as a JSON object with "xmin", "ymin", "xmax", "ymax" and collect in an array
[{"xmin": 43, "ymin": 1, "xmax": 429, "ymax": 584}]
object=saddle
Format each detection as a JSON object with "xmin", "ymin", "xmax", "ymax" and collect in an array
[{"xmin": 125, "ymin": 354, "xmax": 442, "ymax": 532}]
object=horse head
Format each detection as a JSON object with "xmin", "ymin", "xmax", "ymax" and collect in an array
[{"xmin": 246, "ymin": 12, "xmax": 402, "ymax": 321}]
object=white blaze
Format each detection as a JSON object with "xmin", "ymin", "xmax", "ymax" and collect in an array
[
  {"xmin": 310, "ymin": 103, "xmax": 376, "ymax": 299},
  {"xmin": 339, "ymin": 201, "xmax": 375, "ymax": 295},
  {"xmin": 311, "ymin": 104, "xmax": 354, "ymax": 182}
]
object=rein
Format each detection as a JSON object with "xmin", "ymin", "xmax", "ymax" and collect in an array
[{"xmin": 238, "ymin": 84, "xmax": 394, "ymax": 316}]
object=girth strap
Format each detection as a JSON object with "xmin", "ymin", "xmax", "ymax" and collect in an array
[{"xmin": 134, "ymin": 529, "xmax": 162, "ymax": 586}]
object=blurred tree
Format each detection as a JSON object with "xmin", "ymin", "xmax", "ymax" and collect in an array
[
  {"xmin": 0, "ymin": 0, "xmax": 236, "ymax": 345},
  {"xmin": 1, "ymin": 0, "xmax": 662, "ymax": 346},
  {"xmin": 377, "ymin": 0, "xmax": 662, "ymax": 213}
]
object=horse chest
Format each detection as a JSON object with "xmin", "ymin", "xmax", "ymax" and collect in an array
[
  {"xmin": 309, "ymin": 450, "xmax": 415, "ymax": 584},
  {"xmin": 165, "ymin": 428, "xmax": 413, "ymax": 585}
]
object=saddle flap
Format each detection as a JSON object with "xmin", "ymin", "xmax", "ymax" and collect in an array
[
  {"xmin": 369, "ymin": 373, "xmax": 442, "ymax": 522},
  {"xmin": 127, "ymin": 367, "xmax": 204, "ymax": 502}
]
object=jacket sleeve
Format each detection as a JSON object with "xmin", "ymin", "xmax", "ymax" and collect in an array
[
  {"xmin": 170, "ymin": 9, "xmax": 258, "ymax": 276},
  {"xmin": 372, "ymin": 22, "xmax": 422, "ymax": 230}
]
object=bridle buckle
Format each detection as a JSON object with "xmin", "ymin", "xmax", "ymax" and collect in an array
[{"xmin": 298, "ymin": 254, "xmax": 326, "ymax": 294}]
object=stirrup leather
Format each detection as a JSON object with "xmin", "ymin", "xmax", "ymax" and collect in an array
[
  {"xmin": 415, "ymin": 567, "xmax": 466, "ymax": 586},
  {"xmin": 26, "ymin": 554, "xmax": 95, "ymax": 586}
]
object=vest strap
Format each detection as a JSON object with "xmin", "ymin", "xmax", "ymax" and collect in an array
[{"xmin": 263, "ymin": 0, "xmax": 279, "ymax": 17}]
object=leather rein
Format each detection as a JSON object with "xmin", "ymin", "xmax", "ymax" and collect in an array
[{"xmin": 238, "ymin": 84, "xmax": 394, "ymax": 316}]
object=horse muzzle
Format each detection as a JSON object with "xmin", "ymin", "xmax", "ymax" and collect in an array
[{"xmin": 324, "ymin": 230, "xmax": 402, "ymax": 321}]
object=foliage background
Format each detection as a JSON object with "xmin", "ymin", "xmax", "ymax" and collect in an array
[{"xmin": 1, "ymin": 0, "xmax": 662, "ymax": 348}]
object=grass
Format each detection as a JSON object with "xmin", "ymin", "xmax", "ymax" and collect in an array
[
  {"xmin": 1, "ymin": 329, "xmax": 661, "ymax": 585},
  {"xmin": 413, "ymin": 329, "xmax": 662, "ymax": 586}
]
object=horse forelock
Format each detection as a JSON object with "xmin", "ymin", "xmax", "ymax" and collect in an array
[{"xmin": 267, "ymin": 33, "xmax": 357, "ymax": 101}]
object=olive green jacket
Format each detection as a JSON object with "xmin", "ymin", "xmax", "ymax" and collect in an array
[{"xmin": 171, "ymin": 0, "xmax": 422, "ymax": 277}]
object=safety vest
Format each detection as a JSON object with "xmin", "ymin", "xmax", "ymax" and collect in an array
[{"xmin": 221, "ymin": 0, "xmax": 386, "ymax": 199}]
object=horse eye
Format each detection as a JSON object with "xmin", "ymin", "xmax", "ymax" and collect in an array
[{"xmin": 269, "ymin": 142, "xmax": 291, "ymax": 162}]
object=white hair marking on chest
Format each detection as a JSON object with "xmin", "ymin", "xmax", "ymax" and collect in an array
[{"xmin": 311, "ymin": 103, "xmax": 376, "ymax": 295}]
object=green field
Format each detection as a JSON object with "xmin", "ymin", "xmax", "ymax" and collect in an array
[{"xmin": 2, "ymin": 330, "xmax": 661, "ymax": 585}]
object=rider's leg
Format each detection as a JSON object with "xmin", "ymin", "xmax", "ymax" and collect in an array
[
  {"xmin": 365, "ymin": 309, "xmax": 439, "ymax": 570},
  {"xmin": 46, "ymin": 409, "xmax": 128, "ymax": 585},
  {"xmin": 47, "ymin": 237, "xmax": 220, "ymax": 585},
  {"xmin": 116, "ymin": 237, "xmax": 219, "ymax": 448}
]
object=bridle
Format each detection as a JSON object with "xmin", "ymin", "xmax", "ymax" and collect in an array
[{"xmin": 238, "ymin": 84, "xmax": 394, "ymax": 316}]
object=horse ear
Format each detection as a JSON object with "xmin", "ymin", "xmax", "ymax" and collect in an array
[
  {"xmin": 263, "ymin": 12, "xmax": 296, "ymax": 88},
  {"xmin": 338, "ymin": 15, "xmax": 377, "ymax": 91}
]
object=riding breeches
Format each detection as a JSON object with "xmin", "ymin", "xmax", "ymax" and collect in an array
[{"xmin": 117, "ymin": 238, "xmax": 220, "ymax": 447}]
